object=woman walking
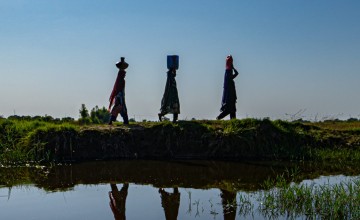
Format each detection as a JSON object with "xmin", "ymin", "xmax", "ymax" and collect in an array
[
  {"xmin": 108, "ymin": 57, "xmax": 129, "ymax": 125},
  {"xmin": 217, "ymin": 55, "xmax": 239, "ymax": 120},
  {"xmin": 158, "ymin": 67, "xmax": 180, "ymax": 123}
]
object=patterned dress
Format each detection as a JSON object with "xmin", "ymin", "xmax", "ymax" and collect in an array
[
  {"xmin": 160, "ymin": 70, "xmax": 180, "ymax": 115},
  {"xmin": 109, "ymin": 70, "xmax": 128, "ymax": 123}
]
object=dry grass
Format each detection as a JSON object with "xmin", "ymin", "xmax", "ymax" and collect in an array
[{"xmin": 308, "ymin": 121, "xmax": 360, "ymax": 131}]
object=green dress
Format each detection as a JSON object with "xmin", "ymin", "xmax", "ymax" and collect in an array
[{"xmin": 160, "ymin": 70, "xmax": 180, "ymax": 114}]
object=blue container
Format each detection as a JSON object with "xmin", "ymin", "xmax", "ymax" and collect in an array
[{"xmin": 167, "ymin": 55, "xmax": 179, "ymax": 70}]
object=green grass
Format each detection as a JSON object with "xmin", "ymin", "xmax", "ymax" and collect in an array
[
  {"xmin": 257, "ymin": 175, "xmax": 360, "ymax": 219},
  {"xmin": 219, "ymin": 168, "xmax": 360, "ymax": 219},
  {"xmin": 0, "ymin": 118, "xmax": 78, "ymax": 164},
  {"xmin": 1, "ymin": 117, "xmax": 360, "ymax": 165}
]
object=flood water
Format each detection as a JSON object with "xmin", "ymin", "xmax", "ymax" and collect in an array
[{"xmin": 0, "ymin": 160, "xmax": 357, "ymax": 220}]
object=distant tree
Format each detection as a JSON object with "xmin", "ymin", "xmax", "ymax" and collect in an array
[
  {"xmin": 347, "ymin": 118, "xmax": 358, "ymax": 122},
  {"xmin": 61, "ymin": 117, "xmax": 75, "ymax": 122},
  {"xmin": 79, "ymin": 104, "xmax": 89, "ymax": 119},
  {"xmin": 79, "ymin": 104, "xmax": 91, "ymax": 125},
  {"xmin": 19, "ymin": 116, "xmax": 30, "ymax": 120},
  {"xmin": 8, "ymin": 115, "xmax": 21, "ymax": 120},
  {"xmin": 43, "ymin": 115, "xmax": 54, "ymax": 122},
  {"xmin": 129, "ymin": 118, "xmax": 136, "ymax": 123},
  {"xmin": 293, "ymin": 118, "xmax": 310, "ymax": 123},
  {"xmin": 53, "ymin": 118, "xmax": 61, "ymax": 123},
  {"xmin": 33, "ymin": 116, "xmax": 43, "ymax": 121},
  {"xmin": 90, "ymin": 106, "xmax": 111, "ymax": 124},
  {"xmin": 324, "ymin": 119, "xmax": 341, "ymax": 123}
]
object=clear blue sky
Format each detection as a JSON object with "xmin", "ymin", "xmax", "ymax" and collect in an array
[{"xmin": 1, "ymin": 0, "xmax": 359, "ymax": 121}]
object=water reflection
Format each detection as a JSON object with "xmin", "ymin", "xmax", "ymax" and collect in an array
[
  {"xmin": 221, "ymin": 190, "xmax": 237, "ymax": 220},
  {"xmin": 0, "ymin": 160, "xmax": 289, "ymax": 192},
  {"xmin": 4, "ymin": 160, "xmax": 358, "ymax": 219},
  {"xmin": 109, "ymin": 183, "xmax": 129, "ymax": 220},
  {"xmin": 159, "ymin": 188, "xmax": 180, "ymax": 220}
]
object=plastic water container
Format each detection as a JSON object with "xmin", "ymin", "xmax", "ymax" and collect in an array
[{"xmin": 167, "ymin": 55, "xmax": 179, "ymax": 70}]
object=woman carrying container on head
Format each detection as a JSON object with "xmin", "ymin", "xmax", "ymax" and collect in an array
[
  {"xmin": 217, "ymin": 55, "xmax": 239, "ymax": 120},
  {"xmin": 108, "ymin": 57, "xmax": 129, "ymax": 125},
  {"xmin": 158, "ymin": 55, "xmax": 180, "ymax": 123}
]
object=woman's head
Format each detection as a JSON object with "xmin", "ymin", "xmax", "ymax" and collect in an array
[{"xmin": 226, "ymin": 55, "xmax": 233, "ymax": 70}]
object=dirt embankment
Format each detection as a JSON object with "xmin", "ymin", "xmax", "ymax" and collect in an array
[{"xmin": 32, "ymin": 120, "xmax": 360, "ymax": 162}]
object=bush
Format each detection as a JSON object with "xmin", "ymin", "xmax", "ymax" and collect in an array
[
  {"xmin": 90, "ymin": 106, "xmax": 110, "ymax": 124},
  {"xmin": 78, "ymin": 117, "xmax": 92, "ymax": 125},
  {"xmin": 61, "ymin": 117, "xmax": 75, "ymax": 123}
]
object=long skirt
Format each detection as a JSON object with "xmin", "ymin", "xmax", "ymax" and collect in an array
[{"xmin": 110, "ymin": 91, "xmax": 128, "ymax": 119}]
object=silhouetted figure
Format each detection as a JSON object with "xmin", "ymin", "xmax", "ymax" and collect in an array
[
  {"xmin": 159, "ymin": 187, "xmax": 181, "ymax": 220},
  {"xmin": 221, "ymin": 189, "xmax": 237, "ymax": 220},
  {"xmin": 108, "ymin": 57, "xmax": 129, "ymax": 125},
  {"xmin": 217, "ymin": 55, "xmax": 239, "ymax": 120},
  {"xmin": 158, "ymin": 68, "xmax": 180, "ymax": 123},
  {"xmin": 109, "ymin": 183, "xmax": 129, "ymax": 220}
]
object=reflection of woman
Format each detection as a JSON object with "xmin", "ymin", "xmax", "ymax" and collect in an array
[
  {"xmin": 221, "ymin": 189, "xmax": 237, "ymax": 220},
  {"xmin": 158, "ymin": 68, "xmax": 180, "ymax": 123},
  {"xmin": 109, "ymin": 183, "xmax": 129, "ymax": 220},
  {"xmin": 159, "ymin": 187, "xmax": 180, "ymax": 220},
  {"xmin": 217, "ymin": 55, "xmax": 239, "ymax": 120}
]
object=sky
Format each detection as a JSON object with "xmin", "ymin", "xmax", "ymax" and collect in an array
[{"xmin": 1, "ymin": 0, "xmax": 359, "ymax": 121}]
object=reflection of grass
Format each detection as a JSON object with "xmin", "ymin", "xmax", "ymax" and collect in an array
[
  {"xmin": 0, "ymin": 165, "xmax": 47, "ymax": 187},
  {"xmin": 238, "ymin": 193, "xmax": 254, "ymax": 218}
]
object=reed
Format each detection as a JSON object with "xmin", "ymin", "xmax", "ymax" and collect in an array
[{"xmin": 258, "ymin": 176, "xmax": 360, "ymax": 219}]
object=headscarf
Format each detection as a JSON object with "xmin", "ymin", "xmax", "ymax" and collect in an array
[{"xmin": 226, "ymin": 55, "xmax": 233, "ymax": 70}]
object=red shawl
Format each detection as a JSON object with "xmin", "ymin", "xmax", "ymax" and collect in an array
[{"xmin": 108, "ymin": 70, "xmax": 126, "ymax": 110}]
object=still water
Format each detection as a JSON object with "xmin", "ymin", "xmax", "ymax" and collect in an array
[{"xmin": 0, "ymin": 160, "xmax": 356, "ymax": 220}]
